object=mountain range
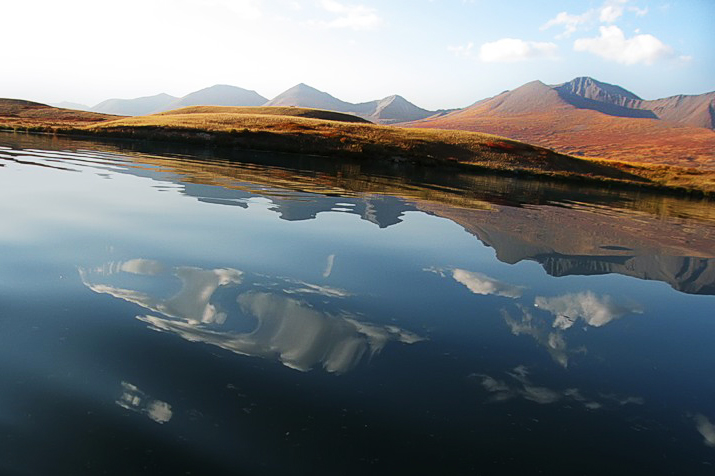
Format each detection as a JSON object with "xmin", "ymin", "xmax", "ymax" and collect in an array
[
  {"xmin": 59, "ymin": 83, "xmax": 441, "ymax": 124},
  {"xmin": 46, "ymin": 76, "xmax": 714, "ymax": 166},
  {"xmin": 264, "ymin": 83, "xmax": 442, "ymax": 124},
  {"xmin": 406, "ymin": 77, "xmax": 715, "ymax": 167}
]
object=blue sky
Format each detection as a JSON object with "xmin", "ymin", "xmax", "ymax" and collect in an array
[{"xmin": 2, "ymin": 0, "xmax": 712, "ymax": 109}]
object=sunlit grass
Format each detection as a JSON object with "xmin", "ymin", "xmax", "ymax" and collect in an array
[{"xmin": 1, "ymin": 103, "xmax": 713, "ymax": 195}]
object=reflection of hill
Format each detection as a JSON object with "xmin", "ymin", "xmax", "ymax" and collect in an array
[
  {"xmin": 183, "ymin": 182, "xmax": 414, "ymax": 228},
  {"xmin": 417, "ymin": 202, "xmax": 715, "ymax": 295},
  {"xmin": 5, "ymin": 132, "xmax": 715, "ymax": 295},
  {"xmin": 169, "ymin": 154, "xmax": 715, "ymax": 294},
  {"xmin": 539, "ymin": 255, "xmax": 715, "ymax": 295}
]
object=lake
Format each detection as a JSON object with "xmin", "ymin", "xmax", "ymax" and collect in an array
[{"xmin": 1, "ymin": 131, "xmax": 714, "ymax": 475}]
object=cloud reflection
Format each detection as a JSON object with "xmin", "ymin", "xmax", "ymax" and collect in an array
[
  {"xmin": 136, "ymin": 292, "xmax": 424, "ymax": 374},
  {"xmin": 472, "ymin": 366, "xmax": 641, "ymax": 410},
  {"xmin": 694, "ymin": 414, "xmax": 715, "ymax": 448},
  {"xmin": 80, "ymin": 260, "xmax": 424, "ymax": 375},
  {"xmin": 116, "ymin": 382, "xmax": 172, "ymax": 424},
  {"xmin": 501, "ymin": 306, "xmax": 573, "ymax": 368},
  {"xmin": 453, "ymin": 269, "xmax": 525, "ymax": 298},
  {"xmin": 501, "ymin": 291, "xmax": 642, "ymax": 367},
  {"xmin": 323, "ymin": 254, "xmax": 336, "ymax": 278},
  {"xmin": 535, "ymin": 291, "xmax": 642, "ymax": 329},
  {"xmin": 80, "ymin": 260, "xmax": 243, "ymax": 325},
  {"xmin": 428, "ymin": 267, "xmax": 525, "ymax": 299}
]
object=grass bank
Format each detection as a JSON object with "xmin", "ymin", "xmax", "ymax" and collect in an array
[{"xmin": 1, "ymin": 103, "xmax": 714, "ymax": 195}]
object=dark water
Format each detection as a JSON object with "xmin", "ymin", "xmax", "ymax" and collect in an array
[{"xmin": 1, "ymin": 131, "xmax": 714, "ymax": 475}]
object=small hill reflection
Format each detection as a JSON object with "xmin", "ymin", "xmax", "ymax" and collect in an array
[{"xmin": 4, "ymin": 132, "xmax": 715, "ymax": 295}]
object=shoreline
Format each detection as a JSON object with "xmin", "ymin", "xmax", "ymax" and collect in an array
[{"xmin": 1, "ymin": 114, "xmax": 713, "ymax": 197}]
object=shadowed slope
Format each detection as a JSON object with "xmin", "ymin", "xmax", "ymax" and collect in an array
[
  {"xmin": 555, "ymin": 77, "xmax": 641, "ymax": 105},
  {"xmin": 554, "ymin": 78, "xmax": 656, "ymax": 119},
  {"xmin": 553, "ymin": 77, "xmax": 715, "ymax": 127}
]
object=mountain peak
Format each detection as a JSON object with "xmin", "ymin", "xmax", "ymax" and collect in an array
[
  {"xmin": 166, "ymin": 85, "xmax": 268, "ymax": 110},
  {"xmin": 557, "ymin": 77, "xmax": 642, "ymax": 102},
  {"xmin": 290, "ymin": 83, "xmax": 319, "ymax": 92},
  {"xmin": 382, "ymin": 94, "xmax": 408, "ymax": 104},
  {"xmin": 265, "ymin": 83, "xmax": 351, "ymax": 110}
]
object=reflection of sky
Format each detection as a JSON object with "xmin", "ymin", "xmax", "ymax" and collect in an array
[
  {"xmin": 323, "ymin": 254, "xmax": 335, "ymax": 278},
  {"xmin": 452, "ymin": 269, "xmax": 524, "ymax": 299},
  {"xmin": 80, "ymin": 262, "xmax": 244, "ymax": 325},
  {"xmin": 695, "ymin": 414, "xmax": 715, "ymax": 448},
  {"xmin": 501, "ymin": 306, "xmax": 574, "ymax": 368},
  {"xmin": 501, "ymin": 292, "xmax": 643, "ymax": 367},
  {"xmin": 473, "ymin": 366, "xmax": 643, "ymax": 410},
  {"xmin": 116, "ymin": 381, "xmax": 172, "ymax": 424},
  {"xmin": 535, "ymin": 292, "xmax": 642, "ymax": 329},
  {"xmin": 433, "ymin": 267, "xmax": 644, "ymax": 367},
  {"xmin": 80, "ymin": 260, "xmax": 425, "ymax": 375}
]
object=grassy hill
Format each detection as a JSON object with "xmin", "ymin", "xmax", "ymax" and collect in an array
[
  {"xmin": 0, "ymin": 98, "xmax": 118, "ymax": 126},
  {"xmin": 155, "ymin": 106, "xmax": 372, "ymax": 123},
  {"xmin": 1, "ymin": 100, "xmax": 714, "ymax": 195}
]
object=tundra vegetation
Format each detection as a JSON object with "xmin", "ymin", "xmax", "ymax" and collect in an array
[{"xmin": 1, "ymin": 101, "xmax": 713, "ymax": 195}]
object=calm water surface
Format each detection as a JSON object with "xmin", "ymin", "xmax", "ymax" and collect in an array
[{"xmin": 1, "ymin": 132, "xmax": 714, "ymax": 475}]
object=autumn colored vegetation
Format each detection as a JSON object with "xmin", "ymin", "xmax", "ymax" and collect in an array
[
  {"xmin": 1, "ymin": 100, "xmax": 714, "ymax": 195},
  {"xmin": 407, "ymin": 107, "xmax": 715, "ymax": 170}
]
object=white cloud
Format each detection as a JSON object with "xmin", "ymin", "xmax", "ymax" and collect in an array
[
  {"xmin": 479, "ymin": 38, "xmax": 558, "ymax": 63},
  {"xmin": 542, "ymin": 1, "xmax": 644, "ymax": 38},
  {"xmin": 320, "ymin": 0, "xmax": 381, "ymax": 30},
  {"xmin": 599, "ymin": 5, "xmax": 621, "ymax": 22},
  {"xmin": 452, "ymin": 269, "xmax": 524, "ymax": 298},
  {"xmin": 628, "ymin": 6, "xmax": 649, "ymax": 16},
  {"xmin": 599, "ymin": 0, "xmax": 626, "ymax": 23},
  {"xmin": 541, "ymin": 11, "xmax": 593, "ymax": 39},
  {"xmin": 574, "ymin": 25, "xmax": 674, "ymax": 65},
  {"xmin": 448, "ymin": 42, "xmax": 474, "ymax": 58}
]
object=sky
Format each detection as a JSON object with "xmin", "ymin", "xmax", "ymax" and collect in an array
[{"xmin": 2, "ymin": 0, "xmax": 713, "ymax": 109}]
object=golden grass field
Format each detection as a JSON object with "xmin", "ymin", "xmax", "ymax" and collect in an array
[{"xmin": 1, "ymin": 101, "xmax": 714, "ymax": 195}]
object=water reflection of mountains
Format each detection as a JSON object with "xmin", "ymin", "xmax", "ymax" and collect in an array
[
  {"xmin": 4, "ymin": 132, "xmax": 715, "ymax": 294},
  {"xmin": 129, "ymin": 152, "xmax": 715, "ymax": 296}
]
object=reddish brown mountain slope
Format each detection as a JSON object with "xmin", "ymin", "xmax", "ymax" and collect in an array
[
  {"xmin": 0, "ymin": 98, "xmax": 118, "ymax": 126},
  {"xmin": 405, "ymin": 79, "xmax": 715, "ymax": 169}
]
